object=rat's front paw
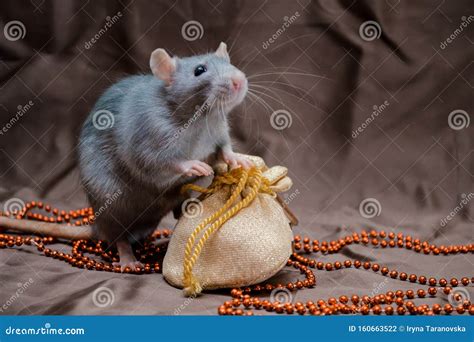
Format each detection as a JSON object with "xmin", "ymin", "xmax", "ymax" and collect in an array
[
  {"xmin": 177, "ymin": 160, "xmax": 214, "ymax": 177},
  {"xmin": 221, "ymin": 151, "xmax": 254, "ymax": 170}
]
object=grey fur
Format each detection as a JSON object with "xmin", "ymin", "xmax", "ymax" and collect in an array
[{"xmin": 78, "ymin": 49, "xmax": 247, "ymax": 254}]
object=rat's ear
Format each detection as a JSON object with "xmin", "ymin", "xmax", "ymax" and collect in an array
[
  {"xmin": 150, "ymin": 48, "xmax": 177, "ymax": 86},
  {"xmin": 215, "ymin": 42, "xmax": 230, "ymax": 62}
]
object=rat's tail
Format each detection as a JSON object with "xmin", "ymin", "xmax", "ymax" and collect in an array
[{"xmin": 0, "ymin": 216, "xmax": 93, "ymax": 240}]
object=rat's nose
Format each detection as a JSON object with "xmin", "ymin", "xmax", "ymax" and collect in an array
[{"xmin": 231, "ymin": 74, "xmax": 245, "ymax": 91}]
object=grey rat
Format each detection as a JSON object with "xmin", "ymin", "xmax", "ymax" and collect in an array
[{"xmin": 0, "ymin": 42, "xmax": 252, "ymax": 270}]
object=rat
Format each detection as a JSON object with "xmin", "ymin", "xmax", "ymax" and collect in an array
[{"xmin": 0, "ymin": 42, "xmax": 253, "ymax": 270}]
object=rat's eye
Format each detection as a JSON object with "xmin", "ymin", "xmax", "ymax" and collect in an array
[{"xmin": 194, "ymin": 65, "xmax": 207, "ymax": 77}]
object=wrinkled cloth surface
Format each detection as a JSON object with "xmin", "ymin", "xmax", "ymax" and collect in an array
[{"xmin": 0, "ymin": 0, "xmax": 472, "ymax": 315}]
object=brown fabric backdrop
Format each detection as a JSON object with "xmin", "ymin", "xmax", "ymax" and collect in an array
[{"xmin": 0, "ymin": 0, "xmax": 472, "ymax": 315}]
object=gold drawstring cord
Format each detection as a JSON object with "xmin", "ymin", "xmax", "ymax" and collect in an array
[{"xmin": 180, "ymin": 167, "xmax": 274, "ymax": 296}]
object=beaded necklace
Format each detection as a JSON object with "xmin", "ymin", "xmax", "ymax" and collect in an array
[{"xmin": 1, "ymin": 201, "xmax": 473, "ymax": 315}]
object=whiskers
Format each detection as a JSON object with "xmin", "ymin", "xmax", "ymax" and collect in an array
[
  {"xmin": 247, "ymin": 68, "xmax": 332, "ymax": 82},
  {"xmin": 243, "ymin": 67, "xmax": 330, "ymax": 116}
]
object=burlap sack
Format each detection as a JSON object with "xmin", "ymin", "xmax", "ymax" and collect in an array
[{"xmin": 163, "ymin": 155, "xmax": 297, "ymax": 296}]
